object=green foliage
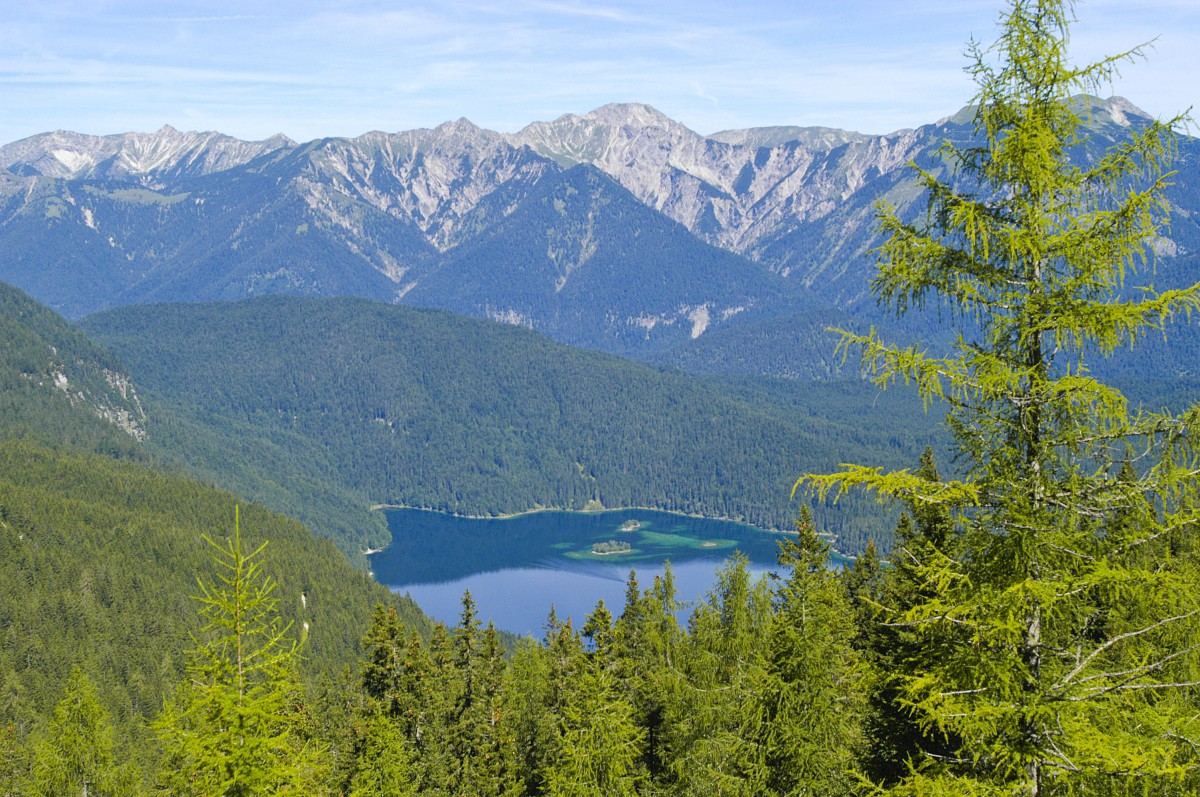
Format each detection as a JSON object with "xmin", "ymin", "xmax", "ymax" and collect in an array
[
  {"xmin": 0, "ymin": 280, "xmax": 144, "ymax": 458},
  {"xmin": 857, "ymin": 450, "xmax": 961, "ymax": 786},
  {"xmin": 155, "ymin": 508, "xmax": 329, "ymax": 795},
  {"xmin": 0, "ymin": 722, "xmax": 29, "ymax": 797},
  {"xmin": 806, "ymin": 1, "xmax": 1200, "ymax": 793},
  {"xmin": 502, "ymin": 639, "xmax": 560, "ymax": 796},
  {"xmin": 740, "ymin": 508, "xmax": 865, "ymax": 796},
  {"xmin": 339, "ymin": 548, "xmax": 875, "ymax": 796},
  {"xmin": 348, "ymin": 713, "xmax": 416, "ymax": 797},
  {"xmin": 0, "ymin": 436, "xmax": 427, "ymax": 779},
  {"xmin": 351, "ymin": 599, "xmax": 521, "ymax": 797},
  {"xmin": 546, "ymin": 664, "xmax": 645, "ymax": 797},
  {"xmin": 82, "ymin": 295, "xmax": 940, "ymax": 558},
  {"xmin": 664, "ymin": 554, "xmax": 773, "ymax": 796},
  {"xmin": 592, "ymin": 539, "xmax": 632, "ymax": 554},
  {"xmin": 28, "ymin": 668, "xmax": 137, "ymax": 797}
]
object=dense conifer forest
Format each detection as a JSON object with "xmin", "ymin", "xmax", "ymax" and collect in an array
[
  {"xmin": 0, "ymin": 280, "xmax": 429, "ymax": 789},
  {"xmin": 82, "ymin": 296, "xmax": 942, "ymax": 558}
]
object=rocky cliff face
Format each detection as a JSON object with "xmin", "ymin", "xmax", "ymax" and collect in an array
[
  {"xmin": 509, "ymin": 102, "xmax": 931, "ymax": 260},
  {"xmin": 0, "ymin": 103, "xmax": 942, "ymax": 275},
  {"xmin": 294, "ymin": 119, "xmax": 555, "ymax": 253},
  {"xmin": 0, "ymin": 281, "xmax": 148, "ymax": 440}
]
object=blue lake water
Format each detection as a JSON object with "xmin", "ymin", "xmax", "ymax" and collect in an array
[{"xmin": 371, "ymin": 508, "xmax": 830, "ymax": 637}]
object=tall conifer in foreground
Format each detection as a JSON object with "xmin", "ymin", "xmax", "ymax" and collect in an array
[
  {"xmin": 806, "ymin": 1, "xmax": 1200, "ymax": 793},
  {"xmin": 155, "ymin": 507, "xmax": 327, "ymax": 796}
]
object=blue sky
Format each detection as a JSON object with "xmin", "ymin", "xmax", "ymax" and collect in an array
[{"xmin": 2, "ymin": 1, "xmax": 1197, "ymax": 144}]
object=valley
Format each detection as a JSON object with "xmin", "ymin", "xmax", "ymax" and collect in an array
[
  {"xmin": 80, "ymin": 294, "xmax": 944, "ymax": 559},
  {"xmin": 2, "ymin": 6, "xmax": 1200, "ymax": 785}
]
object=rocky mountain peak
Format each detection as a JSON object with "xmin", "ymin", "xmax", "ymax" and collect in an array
[
  {"xmin": 1, "ymin": 96, "xmax": 1190, "ymax": 330},
  {"xmin": 263, "ymin": 132, "xmax": 297, "ymax": 148},
  {"xmin": 585, "ymin": 102, "xmax": 682, "ymax": 131},
  {"xmin": 434, "ymin": 117, "xmax": 491, "ymax": 139},
  {"xmin": 1076, "ymin": 95, "xmax": 1151, "ymax": 128},
  {"xmin": 295, "ymin": 120, "xmax": 548, "ymax": 252},
  {"xmin": 509, "ymin": 103, "xmax": 697, "ymax": 170},
  {"xmin": 0, "ymin": 126, "xmax": 294, "ymax": 179},
  {"xmin": 506, "ymin": 103, "xmax": 929, "ymax": 257},
  {"xmin": 444, "ymin": 116, "xmax": 480, "ymax": 129}
]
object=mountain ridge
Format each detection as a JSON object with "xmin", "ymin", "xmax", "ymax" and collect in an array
[{"xmin": 2, "ymin": 95, "xmax": 1194, "ymax": 372}]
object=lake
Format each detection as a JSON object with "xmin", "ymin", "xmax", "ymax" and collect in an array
[{"xmin": 371, "ymin": 507, "xmax": 829, "ymax": 637}]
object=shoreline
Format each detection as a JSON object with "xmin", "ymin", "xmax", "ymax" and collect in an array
[
  {"xmin": 368, "ymin": 502, "xmax": 788, "ymax": 533},
  {"xmin": 364, "ymin": 503, "xmax": 853, "ymax": 562}
]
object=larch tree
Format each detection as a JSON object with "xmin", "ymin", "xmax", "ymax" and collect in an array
[
  {"xmin": 547, "ymin": 603, "xmax": 646, "ymax": 797},
  {"xmin": 861, "ymin": 449, "xmax": 962, "ymax": 786},
  {"xmin": 155, "ymin": 506, "xmax": 327, "ymax": 796},
  {"xmin": 805, "ymin": 1, "xmax": 1200, "ymax": 794}
]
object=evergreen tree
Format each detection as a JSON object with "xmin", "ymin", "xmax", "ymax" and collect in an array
[
  {"xmin": 447, "ymin": 595, "xmax": 521, "ymax": 797},
  {"xmin": 861, "ymin": 450, "xmax": 960, "ymax": 785},
  {"xmin": 361, "ymin": 605, "xmax": 412, "ymax": 718},
  {"xmin": 665, "ymin": 554, "xmax": 772, "ymax": 796},
  {"xmin": 547, "ymin": 605, "xmax": 646, "ymax": 797},
  {"xmin": 0, "ymin": 722, "xmax": 28, "ymax": 797},
  {"xmin": 155, "ymin": 506, "xmax": 327, "ymax": 796},
  {"xmin": 581, "ymin": 600, "xmax": 615, "ymax": 661},
  {"xmin": 348, "ymin": 713, "xmax": 416, "ymax": 797},
  {"xmin": 503, "ymin": 639, "xmax": 559, "ymax": 796},
  {"xmin": 740, "ymin": 507, "xmax": 864, "ymax": 797},
  {"xmin": 406, "ymin": 622, "xmax": 456, "ymax": 795},
  {"xmin": 612, "ymin": 566, "xmax": 685, "ymax": 783},
  {"xmin": 842, "ymin": 536, "xmax": 883, "ymax": 654},
  {"xmin": 28, "ymin": 667, "xmax": 135, "ymax": 797},
  {"xmin": 309, "ymin": 668, "xmax": 371, "ymax": 797},
  {"xmin": 807, "ymin": 1, "xmax": 1200, "ymax": 792}
]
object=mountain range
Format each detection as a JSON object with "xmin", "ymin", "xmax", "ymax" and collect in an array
[{"xmin": 4, "ymin": 97, "xmax": 1195, "ymax": 370}]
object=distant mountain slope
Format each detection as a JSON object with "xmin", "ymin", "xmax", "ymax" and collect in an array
[
  {"xmin": 407, "ymin": 165, "xmax": 797, "ymax": 355},
  {"xmin": 4, "ymin": 97, "xmax": 1197, "ymax": 370},
  {"xmin": 82, "ymin": 296, "xmax": 945, "ymax": 555},
  {"xmin": 0, "ymin": 125, "xmax": 294, "ymax": 180},
  {"xmin": 509, "ymin": 102, "xmax": 925, "ymax": 279},
  {"xmin": 0, "ymin": 118, "xmax": 788, "ymax": 349},
  {"xmin": 652, "ymin": 307, "xmax": 880, "ymax": 381}
]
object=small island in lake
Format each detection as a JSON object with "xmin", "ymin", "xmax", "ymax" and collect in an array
[
  {"xmin": 619, "ymin": 519, "xmax": 641, "ymax": 532},
  {"xmin": 592, "ymin": 539, "xmax": 633, "ymax": 555}
]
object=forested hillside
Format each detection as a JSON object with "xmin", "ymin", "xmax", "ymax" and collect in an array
[
  {"xmin": 83, "ymin": 295, "xmax": 945, "ymax": 557},
  {"xmin": 0, "ymin": 281, "xmax": 430, "ymax": 783},
  {"xmin": 0, "ymin": 439, "xmax": 428, "ymax": 736},
  {"xmin": 0, "ymin": 281, "xmax": 147, "ymax": 457}
]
